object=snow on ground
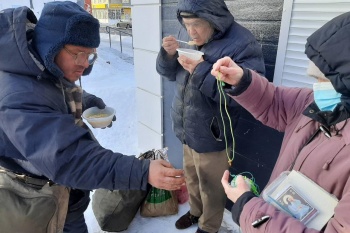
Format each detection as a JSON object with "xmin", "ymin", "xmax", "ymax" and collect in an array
[{"xmin": 83, "ymin": 32, "xmax": 241, "ymax": 233}]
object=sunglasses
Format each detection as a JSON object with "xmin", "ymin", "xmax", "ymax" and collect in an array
[{"xmin": 63, "ymin": 47, "xmax": 98, "ymax": 65}]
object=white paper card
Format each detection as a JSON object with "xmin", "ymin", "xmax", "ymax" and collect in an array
[{"xmin": 263, "ymin": 170, "xmax": 338, "ymax": 231}]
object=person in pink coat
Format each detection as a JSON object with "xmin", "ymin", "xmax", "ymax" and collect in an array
[{"xmin": 211, "ymin": 11, "xmax": 350, "ymax": 233}]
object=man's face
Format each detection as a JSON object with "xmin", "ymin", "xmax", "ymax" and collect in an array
[
  {"xmin": 182, "ymin": 18, "xmax": 214, "ymax": 46},
  {"xmin": 55, "ymin": 45, "xmax": 96, "ymax": 82}
]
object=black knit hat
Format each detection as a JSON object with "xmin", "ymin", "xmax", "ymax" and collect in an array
[
  {"xmin": 179, "ymin": 11, "xmax": 199, "ymax": 18},
  {"xmin": 33, "ymin": 1, "xmax": 100, "ymax": 79}
]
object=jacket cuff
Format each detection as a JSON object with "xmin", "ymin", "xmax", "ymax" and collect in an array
[
  {"xmin": 224, "ymin": 68, "xmax": 252, "ymax": 96},
  {"xmin": 157, "ymin": 47, "xmax": 178, "ymax": 70},
  {"xmin": 160, "ymin": 47, "xmax": 178, "ymax": 61},
  {"xmin": 231, "ymin": 191, "xmax": 256, "ymax": 226}
]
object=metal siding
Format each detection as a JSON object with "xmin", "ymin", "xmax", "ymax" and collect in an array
[{"xmin": 274, "ymin": 1, "xmax": 350, "ymax": 87}]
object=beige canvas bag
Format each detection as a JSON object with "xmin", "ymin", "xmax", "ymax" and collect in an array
[{"xmin": 0, "ymin": 169, "xmax": 70, "ymax": 233}]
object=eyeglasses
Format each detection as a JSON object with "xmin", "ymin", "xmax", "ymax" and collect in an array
[{"xmin": 63, "ymin": 47, "xmax": 98, "ymax": 65}]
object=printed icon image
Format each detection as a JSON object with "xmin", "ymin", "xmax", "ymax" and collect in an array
[{"xmin": 276, "ymin": 186, "xmax": 318, "ymax": 224}]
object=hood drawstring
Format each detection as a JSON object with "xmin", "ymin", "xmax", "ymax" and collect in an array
[{"xmin": 333, "ymin": 112, "xmax": 349, "ymax": 136}]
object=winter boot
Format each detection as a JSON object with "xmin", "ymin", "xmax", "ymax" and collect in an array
[
  {"xmin": 175, "ymin": 211, "xmax": 199, "ymax": 229},
  {"xmin": 195, "ymin": 227, "xmax": 218, "ymax": 233}
]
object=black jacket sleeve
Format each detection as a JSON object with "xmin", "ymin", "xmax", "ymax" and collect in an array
[
  {"xmin": 231, "ymin": 191, "xmax": 256, "ymax": 226},
  {"xmin": 224, "ymin": 68, "xmax": 252, "ymax": 96}
]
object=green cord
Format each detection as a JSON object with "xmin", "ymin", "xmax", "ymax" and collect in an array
[
  {"xmin": 216, "ymin": 73, "xmax": 259, "ymax": 196},
  {"xmin": 216, "ymin": 77, "xmax": 235, "ymax": 166},
  {"xmin": 230, "ymin": 172, "xmax": 260, "ymax": 196}
]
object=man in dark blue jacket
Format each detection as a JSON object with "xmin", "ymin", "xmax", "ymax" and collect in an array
[
  {"xmin": 0, "ymin": 2, "xmax": 185, "ymax": 233},
  {"xmin": 156, "ymin": 0, "xmax": 265, "ymax": 232}
]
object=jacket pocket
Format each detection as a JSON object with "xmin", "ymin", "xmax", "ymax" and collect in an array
[{"xmin": 210, "ymin": 117, "xmax": 222, "ymax": 141}]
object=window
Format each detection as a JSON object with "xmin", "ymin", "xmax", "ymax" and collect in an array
[{"xmin": 274, "ymin": 0, "xmax": 350, "ymax": 88}]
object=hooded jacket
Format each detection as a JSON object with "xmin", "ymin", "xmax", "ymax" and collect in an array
[
  {"xmin": 156, "ymin": 0, "xmax": 265, "ymax": 153},
  {"xmin": 305, "ymin": 11, "xmax": 350, "ymax": 110},
  {"xmin": 0, "ymin": 6, "xmax": 149, "ymax": 191},
  {"xmin": 226, "ymin": 12, "xmax": 350, "ymax": 233}
]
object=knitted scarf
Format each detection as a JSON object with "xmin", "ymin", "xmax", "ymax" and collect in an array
[
  {"xmin": 56, "ymin": 79, "xmax": 98, "ymax": 143},
  {"xmin": 63, "ymin": 85, "xmax": 84, "ymax": 126},
  {"xmin": 55, "ymin": 78, "xmax": 84, "ymax": 126},
  {"xmin": 62, "ymin": 84, "xmax": 100, "ymax": 144}
]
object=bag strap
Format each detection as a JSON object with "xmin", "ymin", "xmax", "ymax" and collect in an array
[{"xmin": 0, "ymin": 168, "xmax": 53, "ymax": 187}]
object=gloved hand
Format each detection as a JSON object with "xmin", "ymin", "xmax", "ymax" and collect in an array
[
  {"xmin": 105, "ymin": 115, "xmax": 116, "ymax": 128},
  {"xmin": 83, "ymin": 90, "xmax": 116, "ymax": 128},
  {"xmin": 83, "ymin": 90, "xmax": 106, "ymax": 110}
]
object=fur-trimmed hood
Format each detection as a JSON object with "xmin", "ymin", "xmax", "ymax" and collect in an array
[
  {"xmin": 32, "ymin": 1, "xmax": 100, "ymax": 79},
  {"xmin": 0, "ymin": 2, "xmax": 100, "ymax": 81}
]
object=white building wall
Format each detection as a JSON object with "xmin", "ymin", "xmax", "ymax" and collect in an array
[{"xmin": 131, "ymin": 0, "xmax": 163, "ymax": 152}]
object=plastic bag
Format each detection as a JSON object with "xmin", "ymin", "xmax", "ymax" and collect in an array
[
  {"xmin": 139, "ymin": 148, "xmax": 179, "ymax": 217},
  {"xmin": 175, "ymin": 185, "xmax": 189, "ymax": 204}
]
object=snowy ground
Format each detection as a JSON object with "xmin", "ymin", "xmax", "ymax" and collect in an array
[{"xmin": 82, "ymin": 32, "xmax": 241, "ymax": 233}]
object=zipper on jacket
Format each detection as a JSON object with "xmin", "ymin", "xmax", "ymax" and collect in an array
[{"xmin": 182, "ymin": 72, "xmax": 194, "ymax": 143}]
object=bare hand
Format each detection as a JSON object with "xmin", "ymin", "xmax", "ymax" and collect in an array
[
  {"xmin": 211, "ymin": 57, "xmax": 244, "ymax": 86},
  {"xmin": 177, "ymin": 55, "xmax": 203, "ymax": 74},
  {"xmin": 162, "ymin": 35, "xmax": 179, "ymax": 57},
  {"xmin": 221, "ymin": 170, "xmax": 250, "ymax": 203},
  {"xmin": 148, "ymin": 159, "xmax": 185, "ymax": 190}
]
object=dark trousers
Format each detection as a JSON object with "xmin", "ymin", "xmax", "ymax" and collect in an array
[{"xmin": 63, "ymin": 189, "xmax": 91, "ymax": 233}]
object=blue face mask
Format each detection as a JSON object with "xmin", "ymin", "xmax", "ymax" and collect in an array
[{"xmin": 313, "ymin": 82, "xmax": 341, "ymax": 111}]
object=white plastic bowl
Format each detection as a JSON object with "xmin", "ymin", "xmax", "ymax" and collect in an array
[
  {"xmin": 176, "ymin": 48, "xmax": 204, "ymax": 61},
  {"xmin": 82, "ymin": 106, "xmax": 116, "ymax": 128}
]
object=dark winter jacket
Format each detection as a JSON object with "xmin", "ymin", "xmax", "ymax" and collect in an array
[
  {"xmin": 156, "ymin": 0, "xmax": 265, "ymax": 153},
  {"xmin": 0, "ymin": 6, "xmax": 149, "ymax": 191}
]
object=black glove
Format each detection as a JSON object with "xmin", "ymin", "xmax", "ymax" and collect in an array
[
  {"xmin": 106, "ymin": 115, "xmax": 116, "ymax": 128},
  {"xmin": 83, "ymin": 90, "xmax": 106, "ymax": 110}
]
